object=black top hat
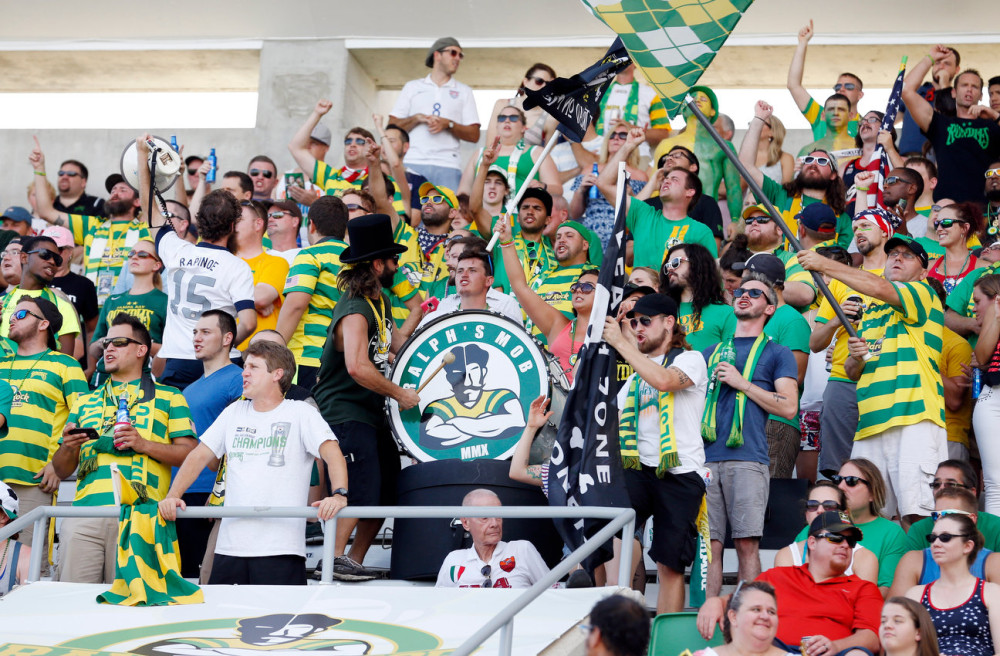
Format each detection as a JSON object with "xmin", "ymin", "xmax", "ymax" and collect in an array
[{"xmin": 339, "ymin": 213, "xmax": 408, "ymax": 264}]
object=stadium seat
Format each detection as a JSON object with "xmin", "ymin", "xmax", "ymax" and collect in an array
[{"xmin": 649, "ymin": 611, "xmax": 723, "ymax": 655}]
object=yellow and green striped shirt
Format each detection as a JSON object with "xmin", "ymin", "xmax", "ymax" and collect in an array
[
  {"xmin": 66, "ymin": 215, "xmax": 150, "ymax": 296},
  {"xmin": 284, "ymin": 239, "xmax": 347, "ymax": 369},
  {"xmin": 0, "ymin": 350, "xmax": 87, "ymax": 486},
  {"xmin": 855, "ymin": 280, "xmax": 945, "ymax": 440},
  {"xmin": 425, "ymin": 389, "xmax": 519, "ymax": 421},
  {"xmin": 313, "ymin": 161, "xmax": 406, "ymax": 216},
  {"xmin": 527, "ymin": 262, "xmax": 587, "ymax": 343},
  {"xmin": 68, "ymin": 377, "xmax": 195, "ymax": 506},
  {"xmin": 391, "ymin": 220, "xmax": 423, "ymax": 327}
]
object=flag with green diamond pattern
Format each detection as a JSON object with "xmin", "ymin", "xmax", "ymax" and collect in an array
[{"xmin": 579, "ymin": 0, "xmax": 754, "ymax": 118}]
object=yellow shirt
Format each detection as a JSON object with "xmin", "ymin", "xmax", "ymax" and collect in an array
[{"xmin": 239, "ymin": 251, "xmax": 289, "ymax": 348}]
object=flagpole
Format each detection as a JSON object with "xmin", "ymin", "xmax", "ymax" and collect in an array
[
  {"xmin": 682, "ymin": 95, "xmax": 862, "ymax": 340},
  {"xmin": 485, "ymin": 132, "xmax": 561, "ymax": 251}
]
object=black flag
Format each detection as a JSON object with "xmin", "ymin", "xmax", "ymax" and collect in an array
[
  {"xmin": 546, "ymin": 169, "xmax": 631, "ymax": 571},
  {"xmin": 523, "ymin": 38, "xmax": 632, "ymax": 142}
]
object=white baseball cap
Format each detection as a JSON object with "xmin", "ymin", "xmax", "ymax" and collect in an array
[{"xmin": 0, "ymin": 481, "xmax": 18, "ymax": 520}]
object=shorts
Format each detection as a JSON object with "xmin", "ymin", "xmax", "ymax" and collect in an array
[
  {"xmin": 851, "ymin": 420, "xmax": 946, "ymax": 517},
  {"xmin": 800, "ymin": 411, "xmax": 821, "ymax": 451},
  {"xmin": 331, "ymin": 420, "xmax": 400, "ymax": 507},
  {"xmin": 209, "ymin": 554, "xmax": 306, "ymax": 585},
  {"xmin": 707, "ymin": 461, "xmax": 769, "ymax": 541},
  {"xmin": 624, "ymin": 467, "xmax": 705, "ymax": 572}
]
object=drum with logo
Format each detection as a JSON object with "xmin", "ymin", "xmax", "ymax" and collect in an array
[{"xmin": 388, "ymin": 310, "xmax": 568, "ymax": 463}]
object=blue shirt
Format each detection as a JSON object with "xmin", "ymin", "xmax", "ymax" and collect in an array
[
  {"xmin": 701, "ymin": 337, "xmax": 797, "ymax": 464},
  {"xmin": 177, "ymin": 363, "xmax": 244, "ymax": 493}
]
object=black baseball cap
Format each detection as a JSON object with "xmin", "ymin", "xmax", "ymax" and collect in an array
[
  {"xmin": 105, "ymin": 173, "xmax": 127, "ymax": 193},
  {"xmin": 884, "ymin": 236, "xmax": 929, "ymax": 269},
  {"xmin": 622, "ymin": 283, "xmax": 656, "ymax": 302},
  {"xmin": 733, "ymin": 253, "xmax": 786, "ymax": 286},
  {"xmin": 627, "ymin": 293, "xmax": 678, "ymax": 319},
  {"xmin": 519, "ymin": 187, "xmax": 553, "ymax": 215},
  {"xmin": 809, "ymin": 510, "xmax": 863, "ymax": 543}
]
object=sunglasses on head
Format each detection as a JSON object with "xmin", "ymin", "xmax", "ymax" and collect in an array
[
  {"xmin": 744, "ymin": 215, "xmax": 771, "ymax": 226},
  {"xmin": 440, "ymin": 47, "xmax": 464, "ymax": 59},
  {"xmin": 496, "ymin": 115, "xmax": 522, "ymax": 123},
  {"xmin": 985, "ymin": 168, "xmax": 1000, "ymax": 178},
  {"xmin": 814, "ymin": 532, "xmax": 858, "ymax": 548},
  {"xmin": 421, "ymin": 195, "xmax": 447, "ymax": 205},
  {"xmin": 830, "ymin": 474, "xmax": 869, "ymax": 487},
  {"xmin": 249, "ymin": 169, "xmax": 274, "ymax": 179},
  {"xmin": 802, "ymin": 156, "xmax": 832, "ymax": 167},
  {"xmin": 127, "ymin": 250, "xmax": 158, "ymax": 261},
  {"xmin": 931, "ymin": 204, "xmax": 943, "ymax": 212},
  {"xmin": 609, "ymin": 131, "xmax": 629, "ymax": 140},
  {"xmin": 663, "ymin": 256, "xmax": 688, "ymax": 271},
  {"xmin": 11, "ymin": 308, "xmax": 44, "ymax": 322},
  {"xmin": 934, "ymin": 219, "xmax": 966, "ymax": 230},
  {"xmin": 927, "ymin": 532, "xmax": 970, "ymax": 544},
  {"xmin": 733, "ymin": 287, "xmax": 766, "ymax": 299},
  {"xmin": 481, "ymin": 564, "xmax": 492, "ymax": 588},
  {"xmin": 26, "ymin": 249, "xmax": 63, "ymax": 267},
  {"xmin": 344, "ymin": 137, "xmax": 367, "ymax": 146},
  {"xmin": 101, "ymin": 336, "xmax": 143, "ymax": 349},
  {"xmin": 931, "ymin": 509, "xmax": 974, "ymax": 521},
  {"xmin": 629, "ymin": 315, "xmax": 654, "ymax": 329},
  {"xmin": 806, "ymin": 499, "xmax": 842, "ymax": 512},
  {"xmin": 570, "ymin": 282, "xmax": 596, "ymax": 294},
  {"xmin": 834, "ymin": 82, "xmax": 857, "ymax": 91},
  {"xmin": 57, "ymin": 170, "xmax": 81, "ymax": 178}
]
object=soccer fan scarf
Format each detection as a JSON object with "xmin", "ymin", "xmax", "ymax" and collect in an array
[
  {"xmin": 701, "ymin": 335, "xmax": 768, "ymax": 447},
  {"xmin": 619, "ymin": 348, "xmax": 683, "ymax": 475},
  {"xmin": 97, "ymin": 466, "xmax": 203, "ymax": 607}
]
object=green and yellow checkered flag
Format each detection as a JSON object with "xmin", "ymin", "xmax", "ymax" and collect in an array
[
  {"xmin": 580, "ymin": 0, "xmax": 754, "ymax": 117},
  {"xmin": 97, "ymin": 466, "xmax": 203, "ymax": 606}
]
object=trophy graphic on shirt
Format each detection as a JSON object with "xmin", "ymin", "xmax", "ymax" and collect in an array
[{"xmin": 267, "ymin": 422, "xmax": 291, "ymax": 467}]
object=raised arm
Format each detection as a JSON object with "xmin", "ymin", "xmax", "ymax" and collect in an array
[
  {"xmin": 797, "ymin": 248, "xmax": 902, "ymax": 308},
  {"xmin": 602, "ymin": 317, "xmax": 696, "ymax": 393},
  {"xmin": 737, "ymin": 101, "xmax": 770, "ymax": 190},
  {"xmin": 508, "ymin": 395, "xmax": 552, "ymax": 487},
  {"xmin": 289, "ymin": 100, "xmax": 333, "ymax": 181},
  {"xmin": 29, "ymin": 137, "xmax": 70, "ymax": 226},
  {"xmin": 362, "ymin": 139, "xmax": 399, "ymax": 227},
  {"xmin": 786, "ymin": 20, "xmax": 815, "ymax": 112},
  {"xmin": 469, "ymin": 137, "xmax": 502, "ymax": 237},
  {"xmin": 595, "ymin": 126, "xmax": 644, "ymax": 208},
  {"xmin": 902, "ymin": 48, "xmax": 945, "ymax": 133},
  {"xmin": 494, "ymin": 218, "xmax": 568, "ymax": 340},
  {"xmin": 372, "ymin": 114, "xmax": 413, "ymax": 220}
]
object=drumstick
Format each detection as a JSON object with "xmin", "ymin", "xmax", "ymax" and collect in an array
[{"xmin": 417, "ymin": 351, "xmax": 456, "ymax": 394}]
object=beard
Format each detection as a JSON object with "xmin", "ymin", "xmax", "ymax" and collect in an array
[
  {"xmin": 857, "ymin": 238, "xmax": 878, "ymax": 256},
  {"xmin": 422, "ymin": 207, "xmax": 450, "ymax": 229},
  {"xmin": 987, "ymin": 188, "xmax": 1000, "ymax": 203},
  {"xmin": 103, "ymin": 198, "xmax": 134, "ymax": 217},
  {"xmin": 638, "ymin": 329, "xmax": 667, "ymax": 354},
  {"xmin": 734, "ymin": 304, "xmax": 766, "ymax": 320},
  {"xmin": 798, "ymin": 170, "xmax": 831, "ymax": 191},
  {"xmin": 666, "ymin": 280, "xmax": 686, "ymax": 300},
  {"xmin": 378, "ymin": 267, "xmax": 395, "ymax": 289}
]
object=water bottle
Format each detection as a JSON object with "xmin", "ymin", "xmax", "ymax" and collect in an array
[
  {"xmin": 973, "ymin": 368, "xmax": 983, "ymax": 400},
  {"xmin": 170, "ymin": 135, "xmax": 179, "ymax": 153},
  {"xmin": 206, "ymin": 147, "xmax": 217, "ymax": 183},
  {"xmin": 709, "ymin": 343, "xmax": 738, "ymax": 392},
  {"xmin": 115, "ymin": 391, "xmax": 131, "ymax": 431},
  {"xmin": 588, "ymin": 163, "xmax": 600, "ymax": 200}
]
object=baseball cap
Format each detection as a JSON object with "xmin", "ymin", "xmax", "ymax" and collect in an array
[
  {"xmin": 40, "ymin": 225, "xmax": 74, "ymax": 249},
  {"xmin": 627, "ymin": 293, "xmax": 679, "ymax": 319},
  {"xmin": 310, "ymin": 123, "xmax": 332, "ymax": 147},
  {"xmin": 733, "ymin": 253, "xmax": 786, "ymax": 286},
  {"xmin": 105, "ymin": 173, "xmax": 127, "ymax": 193},
  {"xmin": 26, "ymin": 296, "xmax": 64, "ymax": 350},
  {"xmin": 809, "ymin": 510, "xmax": 863, "ymax": 543},
  {"xmin": 0, "ymin": 481, "xmax": 17, "ymax": 520},
  {"xmin": 741, "ymin": 204, "xmax": 770, "ymax": 220},
  {"xmin": 884, "ymin": 236, "xmax": 930, "ymax": 269},
  {"xmin": 425, "ymin": 37, "xmax": 461, "ymax": 68},
  {"xmin": 796, "ymin": 204, "xmax": 837, "ymax": 234},
  {"xmin": 485, "ymin": 165, "xmax": 510, "ymax": 188},
  {"xmin": 418, "ymin": 182, "xmax": 458, "ymax": 209},
  {"xmin": 519, "ymin": 187, "xmax": 553, "ymax": 215},
  {"xmin": 1, "ymin": 207, "xmax": 32, "ymax": 224},
  {"xmin": 622, "ymin": 283, "xmax": 656, "ymax": 302}
]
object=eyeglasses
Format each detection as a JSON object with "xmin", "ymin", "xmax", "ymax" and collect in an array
[
  {"xmin": 578, "ymin": 623, "xmax": 593, "ymax": 635},
  {"xmin": 927, "ymin": 532, "xmax": 971, "ymax": 544},
  {"xmin": 629, "ymin": 316, "xmax": 654, "ymax": 329},
  {"xmin": 481, "ymin": 564, "xmax": 492, "ymax": 588},
  {"xmin": 663, "ymin": 256, "xmax": 689, "ymax": 271},
  {"xmin": 833, "ymin": 82, "xmax": 858, "ymax": 91},
  {"xmin": 0, "ymin": 250, "xmax": 22, "ymax": 260},
  {"xmin": 861, "ymin": 116, "xmax": 881, "ymax": 125},
  {"xmin": 733, "ymin": 287, "xmax": 766, "ymax": 299},
  {"xmin": 802, "ymin": 156, "xmax": 832, "ymax": 167},
  {"xmin": 744, "ymin": 215, "xmax": 771, "ymax": 225},
  {"xmin": 57, "ymin": 170, "xmax": 81, "ymax": 178},
  {"xmin": 814, "ymin": 532, "xmax": 858, "ymax": 548},
  {"xmin": 830, "ymin": 474, "xmax": 869, "ymax": 488},
  {"xmin": 609, "ymin": 131, "xmax": 629, "ymax": 140},
  {"xmin": 344, "ymin": 138, "xmax": 367, "ymax": 146},
  {"xmin": 934, "ymin": 219, "xmax": 966, "ymax": 230},
  {"xmin": 345, "ymin": 203, "xmax": 369, "ymax": 212},
  {"xmin": 986, "ymin": 168, "xmax": 1000, "ymax": 178},
  {"xmin": 440, "ymin": 48, "xmax": 464, "ymax": 59},
  {"xmin": 570, "ymin": 282, "xmax": 596, "ymax": 294},
  {"xmin": 11, "ymin": 309, "xmax": 44, "ymax": 322},
  {"xmin": 887, "ymin": 249, "xmax": 918, "ymax": 261},
  {"xmin": 805, "ymin": 500, "xmax": 842, "ymax": 512},
  {"xmin": 930, "ymin": 480, "xmax": 973, "ymax": 491},
  {"xmin": 884, "ymin": 176, "xmax": 904, "ymax": 185},
  {"xmin": 496, "ymin": 115, "xmax": 522, "ymax": 123},
  {"xmin": 421, "ymin": 195, "xmax": 447, "ymax": 205},
  {"xmin": 665, "ymin": 150, "xmax": 694, "ymax": 163},
  {"xmin": 526, "ymin": 75, "xmax": 550, "ymax": 86},
  {"xmin": 267, "ymin": 211, "xmax": 288, "ymax": 219},
  {"xmin": 26, "ymin": 249, "xmax": 63, "ymax": 267},
  {"xmin": 101, "ymin": 336, "xmax": 144, "ymax": 349},
  {"xmin": 248, "ymin": 169, "xmax": 274, "ymax": 179},
  {"xmin": 186, "ymin": 168, "xmax": 199, "ymax": 176},
  {"xmin": 931, "ymin": 509, "xmax": 974, "ymax": 521},
  {"xmin": 127, "ymin": 250, "xmax": 158, "ymax": 261}
]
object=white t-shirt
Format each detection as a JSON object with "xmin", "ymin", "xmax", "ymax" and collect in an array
[
  {"xmin": 267, "ymin": 248, "xmax": 301, "ymax": 267},
  {"xmin": 616, "ymin": 350, "xmax": 708, "ymax": 475},
  {"xmin": 583, "ymin": 81, "xmax": 660, "ymax": 160},
  {"xmin": 156, "ymin": 232, "xmax": 255, "ymax": 360},
  {"xmin": 199, "ymin": 399, "xmax": 337, "ymax": 558},
  {"xmin": 435, "ymin": 540, "xmax": 549, "ymax": 588},
  {"xmin": 417, "ymin": 288, "xmax": 523, "ymax": 329},
  {"xmin": 391, "ymin": 75, "xmax": 480, "ymax": 170}
]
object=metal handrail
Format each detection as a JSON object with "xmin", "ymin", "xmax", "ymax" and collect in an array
[{"xmin": 0, "ymin": 503, "xmax": 636, "ymax": 655}]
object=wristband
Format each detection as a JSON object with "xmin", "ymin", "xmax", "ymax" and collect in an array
[
  {"xmin": 33, "ymin": 171, "xmax": 45, "ymax": 176},
  {"xmin": 856, "ymin": 185, "xmax": 869, "ymax": 192},
  {"xmin": 926, "ymin": 54, "xmax": 934, "ymax": 63},
  {"xmin": 499, "ymin": 239, "xmax": 515, "ymax": 248}
]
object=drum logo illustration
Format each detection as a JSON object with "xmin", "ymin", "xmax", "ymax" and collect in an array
[{"xmin": 390, "ymin": 313, "xmax": 548, "ymax": 462}]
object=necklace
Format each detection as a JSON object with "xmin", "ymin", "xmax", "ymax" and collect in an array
[
  {"xmin": 940, "ymin": 250, "xmax": 971, "ymax": 280},
  {"xmin": 4, "ymin": 348, "xmax": 51, "ymax": 399},
  {"xmin": 363, "ymin": 296, "xmax": 389, "ymax": 357},
  {"xmin": 0, "ymin": 538, "xmax": 9, "ymax": 582},
  {"xmin": 99, "ymin": 379, "xmax": 141, "ymax": 434}
]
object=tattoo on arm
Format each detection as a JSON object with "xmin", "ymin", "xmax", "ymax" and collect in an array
[
  {"xmin": 668, "ymin": 366, "xmax": 690, "ymax": 385},
  {"xmin": 527, "ymin": 465, "xmax": 543, "ymax": 481},
  {"xmin": 772, "ymin": 392, "xmax": 787, "ymax": 402}
]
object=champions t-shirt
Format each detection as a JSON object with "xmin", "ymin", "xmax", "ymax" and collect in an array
[
  {"xmin": 855, "ymin": 280, "xmax": 945, "ymax": 440},
  {"xmin": 283, "ymin": 239, "xmax": 346, "ymax": 370}
]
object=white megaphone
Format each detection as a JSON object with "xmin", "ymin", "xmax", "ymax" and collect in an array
[{"xmin": 119, "ymin": 135, "xmax": 182, "ymax": 193}]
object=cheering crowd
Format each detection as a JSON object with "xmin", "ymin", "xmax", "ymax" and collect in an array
[{"xmin": 1, "ymin": 21, "xmax": 1000, "ymax": 655}]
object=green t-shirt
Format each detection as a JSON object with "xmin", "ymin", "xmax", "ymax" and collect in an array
[
  {"xmin": 794, "ymin": 514, "xmax": 907, "ymax": 588},
  {"xmin": 763, "ymin": 304, "xmax": 810, "ymax": 428},
  {"xmin": 92, "ymin": 289, "xmax": 169, "ymax": 344},
  {"xmin": 678, "ymin": 301, "xmax": 736, "ymax": 352},
  {"xmin": 758, "ymin": 177, "xmax": 853, "ymax": 250},
  {"xmin": 625, "ymin": 202, "xmax": 717, "ymax": 270},
  {"xmin": 906, "ymin": 511, "xmax": 1000, "ymax": 552},
  {"xmin": 946, "ymin": 262, "xmax": 1000, "ymax": 348},
  {"xmin": 312, "ymin": 293, "xmax": 392, "ymax": 428}
]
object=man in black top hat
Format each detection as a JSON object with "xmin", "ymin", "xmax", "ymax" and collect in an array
[{"xmin": 312, "ymin": 213, "xmax": 417, "ymax": 582}]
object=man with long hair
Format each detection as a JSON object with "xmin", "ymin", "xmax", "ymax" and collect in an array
[
  {"xmin": 311, "ymin": 213, "xmax": 418, "ymax": 582},
  {"xmin": 661, "ymin": 243, "xmax": 734, "ymax": 352}
]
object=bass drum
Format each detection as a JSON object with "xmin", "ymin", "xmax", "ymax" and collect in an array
[{"xmin": 388, "ymin": 310, "xmax": 564, "ymax": 464}]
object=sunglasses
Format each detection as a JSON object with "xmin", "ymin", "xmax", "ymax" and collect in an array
[
  {"xmin": 860, "ymin": 116, "xmax": 881, "ymax": 125},
  {"xmin": 26, "ymin": 249, "xmax": 63, "ymax": 267},
  {"xmin": 934, "ymin": 219, "xmax": 966, "ymax": 229},
  {"xmin": 931, "ymin": 509, "xmax": 974, "ymax": 521},
  {"xmin": 629, "ymin": 316, "xmax": 654, "ymax": 329},
  {"xmin": 57, "ymin": 170, "xmax": 81, "ymax": 178},
  {"xmin": 249, "ymin": 169, "xmax": 274, "ymax": 179},
  {"xmin": 345, "ymin": 203, "xmax": 369, "ymax": 212},
  {"xmin": 570, "ymin": 282, "xmax": 596, "ymax": 294},
  {"xmin": 814, "ymin": 532, "xmax": 859, "ymax": 548},
  {"xmin": 802, "ymin": 156, "xmax": 832, "ymax": 167},
  {"xmin": 127, "ymin": 250, "xmax": 158, "ymax": 261},
  {"xmin": 421, "ymin": 195, "xmax": 447, "ymax": 205},
  {"xmin": 101, "ymin": 336, "xmax": 144, "ymax": 349},
  {"xmin": 833, "ymin": 82, "xmax": 858, "ymax": 91},
  {"xmin": 481, "ymin": 564, "xmax": 492, "ymax": 588},
  {"xmin": 187, "ymin": 168, "xmax": 199, "ymax": 176},
  {"xmin": 526, "ymin": 75, "xmax": 550, "ymax": 86},
  {"xmin": 11, "ymin": 308, "xmax": 45, "ymax": 322},
  {"xmin": 496, "ymin": 115, "xmax": 522, "ymax": 123},
  {"xmin": 609, "ymin": 131, "xmax": 629, "ymax": 140},
  {"xmin": 830, "ymin": 474, "xmax": 869, "ymax": 488},
  {"xmin": 744, "ymin": 216, "xmax": 771, "ymax": 226},
  {"xmin": 930, "ymin": 480, "xmax": 972, "ymax": 491},
  {"xmin": 267, "ymin": 211, "xmax": 288, "ymax": 219},
  {"xmin": 884, "ymin": 176, "xmax": 904, "ymax": 185},
  {"xmin": 806, "ymin": 500, "xmax": 842, "ymax": 512},
  {"xmin": 440, "ymin": 48, "xmax": 464, "ymax": 59},
  {"xmin": 344, "ymin": 137, "xmax": 367, "ymax": 146},
  {"xmin": 927, "ymin": 532, "xmax": 970, "ymax": 544},
  {"xmin": 733, "ymin": 287, "xmax": 766, "ymax": 299},
  {"xmin": 985, "ymin": 168, "xmax": 1000, "ymax": 178},
  {"xmin": 663, "ymin": 256, "xmax": 689, "ymax": 271}
]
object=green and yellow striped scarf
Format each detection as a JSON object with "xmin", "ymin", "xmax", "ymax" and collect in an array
[
  {"xmin": 701, "ymin": 335, "xmax": 769, "ymax": 448},
  {"xmin": 620, "ymin": 349, "xmax": 683, "ymax": 476}
]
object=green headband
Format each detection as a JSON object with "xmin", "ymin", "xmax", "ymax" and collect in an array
[{"xmin": 559, "ymin": 220, "xmax": 604, "ymax": 266}]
